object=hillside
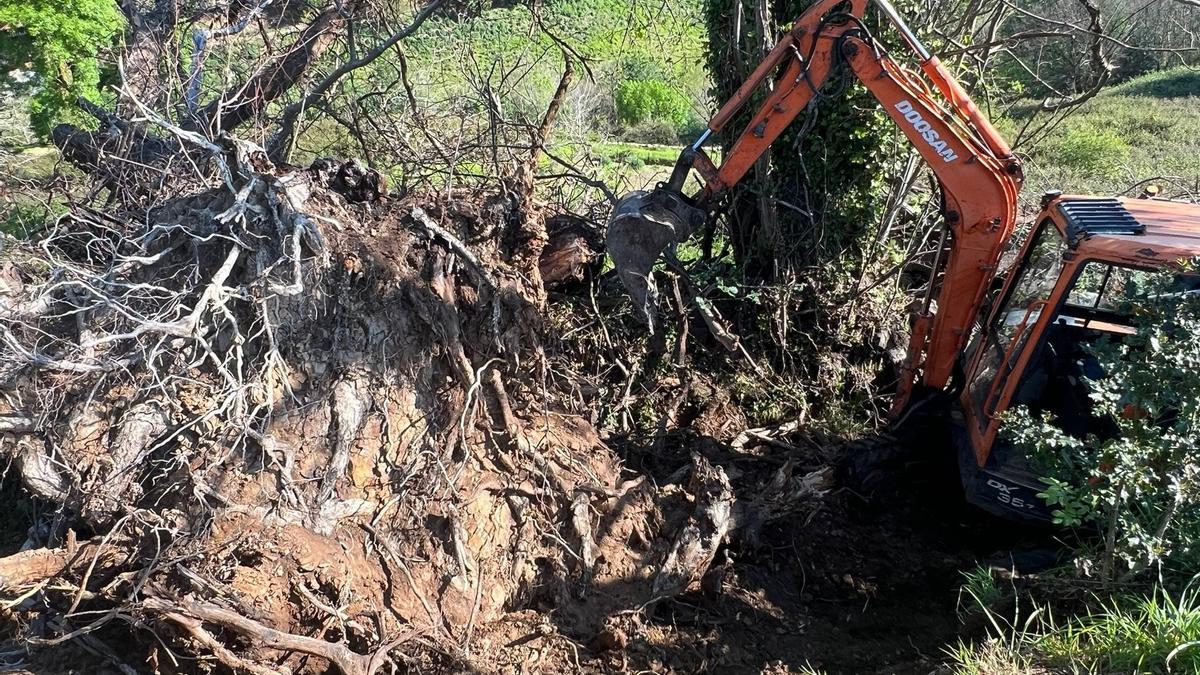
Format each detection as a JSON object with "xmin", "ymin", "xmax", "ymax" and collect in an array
[{"xmin": 1007, "ymin": 66, "xmax": 1200, "ymax": 204}]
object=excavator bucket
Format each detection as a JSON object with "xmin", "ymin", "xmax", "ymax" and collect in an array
[{"xmin": 606, "ymin": 188, "xmax": 706, "ymax": 332}]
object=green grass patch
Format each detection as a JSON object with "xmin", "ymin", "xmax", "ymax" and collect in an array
[
  {"xmin": 951, "ymin": 578, "xmax": 1200, "ymax": 674},
  {"xmin": 958, "ymin": 565, "xmax": 1004, "ymax": 616},
  {"xmin": 1, "ymin": 145, "xmax": 59, "ymax": 181},
  {"xmin": 999, "ymin": 66, "xmax": 1200, "ymax": 202},
  {"xmin": 592, "ymin": 141, "xmax": 682, "ymax": 167},
  {"xmin": 1101, "ymin": 67, "xmax": 1200, "ymax": 99}
]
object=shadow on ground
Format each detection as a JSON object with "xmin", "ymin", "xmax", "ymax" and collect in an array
[{"xmin": 492, "ymin": 426, "xmax": 1059, "ymax": 674}]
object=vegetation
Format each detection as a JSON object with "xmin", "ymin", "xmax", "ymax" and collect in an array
[
  {"xmin": 614, "ymin": 79, "xmax": 695, "ymax": 131},
  {"xmin": 952, "ymin": 577, "xmax": 1200, "ymax": 674},
  {"xmin": 1008, "ymin": 67, "xmax": 1200, "ymax": 200},
  {"xmin": 1004, "ymin": 264, "xmax": 1200, "ymax": 583},
  {"xmin": 0, "ymin": 0, "xmax": 1198, "ymax": 672},
  {"xmin": 0, "ymin": 0, "xmax": 123, "ymax": 136}
]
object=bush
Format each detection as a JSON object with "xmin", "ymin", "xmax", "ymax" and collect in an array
[
  {"xmin": 1056, "ymin": 127, "xmax": 1130, "ymax": 176},
  {"xmin": 1003, "ymin": 263, "xmax": 1200, "ymax": 583},
  {"xmin": 614, "ymin": 79, "xmax": 693, "ymax": 132}
]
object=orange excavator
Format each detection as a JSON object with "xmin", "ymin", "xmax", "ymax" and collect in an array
[{"xmin": 606, "ymin": 0, "xmax": 1200, "ymax": 521}]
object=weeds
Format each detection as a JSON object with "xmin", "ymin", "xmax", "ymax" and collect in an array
[
  {"xmin": 947, "ymin": 638, "xmax": 1035, "ymax": 675},
  {"xmin": 1037, "ymin": 579, "xmax": 1200, "ymax": 673},
  {"xmin": 959, "ymin": 565, "xmax": 1005, "ymax": 616}
]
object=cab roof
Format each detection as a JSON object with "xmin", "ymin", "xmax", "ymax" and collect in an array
[{"xmin": 1048, "ymin": 195, "xmax": 1200, "ymax": 267}]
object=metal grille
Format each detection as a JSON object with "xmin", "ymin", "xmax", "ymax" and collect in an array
[{"xmin": 1056, "ymin": 198, "xmax": 1144, "ymax": 247}]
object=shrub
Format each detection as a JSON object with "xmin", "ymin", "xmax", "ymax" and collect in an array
[
  {"xmin": 614, "ymin": 79, "xmax": 693, "ymax": 132},
  {"xmin": 1003, "ymin": 263, "xmax": 1200, "ymax": 583}
]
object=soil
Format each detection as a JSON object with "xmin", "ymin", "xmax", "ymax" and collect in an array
[
  {"xmin": 4, "ymin": 439, "xmax": 1044, "ymax": 675},
  {"xmin": 467, "ymin": 438, "xmax": 1052, "ymax": 675}
]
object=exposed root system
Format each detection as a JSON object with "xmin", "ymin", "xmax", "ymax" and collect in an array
[{"xmin": 0, "ymin": 143, "xmax": 833, "ymax": 673}]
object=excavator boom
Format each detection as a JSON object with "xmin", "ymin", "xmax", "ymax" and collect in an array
[{"xmin": 607, "ymin": 0, "xmax": 1023, "ymax": 414}]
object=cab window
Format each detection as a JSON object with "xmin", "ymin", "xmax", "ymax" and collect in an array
[
  {"xmin": 1006, "ymin": 263, "xmax": 1200, "ymax": 439},
  {"xmin": 967, "ymin": 222, "xmax": 1066, "ymax": 427},
  {"xmin": 1067, "ymin": 263, "xmax": 1200, "ymax": 317}
]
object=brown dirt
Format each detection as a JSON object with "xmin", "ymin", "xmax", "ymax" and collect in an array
[{"xmin": 459, "ymin": 435, "xmax": 1027, "ymax": 675}]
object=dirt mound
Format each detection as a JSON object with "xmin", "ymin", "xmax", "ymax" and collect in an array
[{"xmin": 0, "ymin": 143, "xmax": 833, "ymax": 673}]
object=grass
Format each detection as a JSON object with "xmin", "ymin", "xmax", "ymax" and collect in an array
[
  {"xmin": 951, "ymin": 577, "xmax": 1200, "ymax": 674},
  {"xmin": 593, "ymin": 141, "xmax": 685, "ymax": 167},
  {"xmin": 959, "ymin": 565, "xmax": 1005, "ymax": 616},
  {"xmin": 0, "ymin": 145, "xmax": 68, "ymax": 236},
  {"xmin": 1102, "ymin": 68, "xmax": 1200, "ymax": 99},
  {"xmin": 1000, "ymin": 66, "xmax": 1200, "ymax": 203},
  {"xmin": 0, "ymin": 145, "xmax": 58, "ymax": 181},
  {"xmin": 1037, "ymin": 585, "xmax": 1200, "ymax": 673}
]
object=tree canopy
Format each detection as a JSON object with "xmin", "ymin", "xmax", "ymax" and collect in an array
[{"xmin": 0, "ymin": 0, "xmax": 123, "ymax": 136}]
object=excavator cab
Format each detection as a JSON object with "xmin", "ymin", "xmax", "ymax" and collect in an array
[{"xmin": 955, "ymin": 195, "xmax": 1200, "ymax": 521}]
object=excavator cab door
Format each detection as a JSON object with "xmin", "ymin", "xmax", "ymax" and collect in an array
[
  {"xmin": 961, "ymin": 221, "xmax": 1067, "ymax": 445},
  {"xmin": 954, "ymin": 220, "xmax": 1073, "ymax": 521}
]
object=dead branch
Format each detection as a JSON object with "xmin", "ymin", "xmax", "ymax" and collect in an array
[
  {"xmin": 0, "ymin": 536, "xmax": 131, "ymax": 591},
  {"xmin": 268, "ymin": 0, "xmax": 448, "ymax": 163},
  {"xmin": 194, "ymin": 0, "xmax": 360, "ymax": 135},
  {"xmin": 652, "ymin": 454, "xmax": 735, "ymax": 599}
]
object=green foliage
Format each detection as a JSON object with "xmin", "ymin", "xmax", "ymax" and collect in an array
[
  {"xmin": 614, "ymin": 79, "xmax": 692, "ymax": 131},
  {"xmin": 0, "ymin": 0, "xmax": 123, "ymax": 137},
  {"xmin": 616, "ymin": 53, "xmax": 671, "ymax": 82},
  {"xmin": 1056, "ymin": 126, "xmax": 1129, "ymax": 176},
  {"xmin": 958, "ymin": 565, "xmax": 1004, "ymax": 616},
  {"xmin": 1003, "ymin": 264, "xmax": 1200, "ymax": 581},
  {"xmin": 621, "ymin": 120, "xmax": 687, "ymax": 145}
]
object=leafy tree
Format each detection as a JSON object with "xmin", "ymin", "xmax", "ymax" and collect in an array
[
  {"xmin": 0, "ymin": 0, "xmax": 124, "ymax": 137},
  {"xmin": 1004, "ymin": 263, "xmax": 1200, "ymax": 583}
]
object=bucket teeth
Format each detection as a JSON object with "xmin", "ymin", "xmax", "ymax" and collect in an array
[{"xmin": 606, "ymin": 189, "xmax": 705, "ymax": 332}]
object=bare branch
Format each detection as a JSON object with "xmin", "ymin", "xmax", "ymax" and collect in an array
[{"xmin": 269, "ymin": 0, "xmax": 447, "ymax": 163}]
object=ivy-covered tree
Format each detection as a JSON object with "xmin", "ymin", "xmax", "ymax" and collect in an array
[
  {"xmin": 0, "ymin": 0, "xmax": 124, "ymax": 137},
  {"xmin": 702, "ymin": 0, "xmax": 906, "ymax": 279}
]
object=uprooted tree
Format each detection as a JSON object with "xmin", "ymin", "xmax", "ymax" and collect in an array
[
  {"xmin": 0, "ymin": 1, "xmax": 838, "ymax": 670},
  {"xmin": 0, "ymin": 119, "xmax": 834, "ymax": 675}
]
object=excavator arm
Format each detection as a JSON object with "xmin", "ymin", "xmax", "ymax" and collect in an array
[{"xmin": 609, "ymin": 0, "xmax": 1022, "ymax": 416}]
